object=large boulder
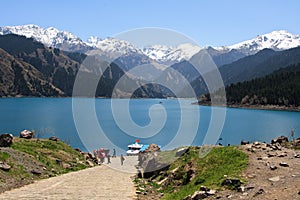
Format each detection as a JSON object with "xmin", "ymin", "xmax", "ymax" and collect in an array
[
  {"xmin": 0, "ymin": 133, "xmax": 13, "ymax": 147},
  {"xmin": 20, "ymin": 130, "xmax": 34, "ymax": 139},
  {"xmin": 271, "ymin": 135, "xmax": 288, "ymax": 144},
  {"xmin": 144, "ymin": 143, "xmax": 160, "ymax": 153}
]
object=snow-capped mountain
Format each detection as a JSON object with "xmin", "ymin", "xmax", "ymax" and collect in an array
[
  {"xmin": 142, "ymin": 43, "xmax": 201, "ymax": 64},
  {"xmin": 1, "ymin": 24, "xmax": 300, "ymax": 65},
  {"xmin": 216, "ymin": 30, "xmax": 300, "ymax": 55},
  {"xmin": 0, "ymin": 24, "xmax": 91, "ymax": 52},
  {"xmin": 87, "ymin": 36, "xmax": 143, "ymax": 56}
]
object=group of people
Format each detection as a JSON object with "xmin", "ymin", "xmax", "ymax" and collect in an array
[{"xmin": 93, "ymin": 148, "xmax": 125, "ymax": 165}]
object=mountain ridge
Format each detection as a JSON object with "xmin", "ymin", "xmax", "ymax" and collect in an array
[{"xmin": 1, "ymin": 24, "xmax": 300, "ymax": 65}]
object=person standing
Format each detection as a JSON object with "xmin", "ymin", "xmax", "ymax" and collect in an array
[
  {"xmin": 107, "ymin": 153, "xmax": 111, "ymax": 164},
  {"xmin": 120, "ymin": 154, "xmax": 125, "ymax": 166},
  {"xmin": 112, "ymin": 149, "xmax": 116, "ymax": 158}
]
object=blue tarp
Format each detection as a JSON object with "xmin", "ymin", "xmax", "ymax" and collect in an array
[{"xmin": 139, "ymin": 144, "xmax": 149, "ymax": 152}]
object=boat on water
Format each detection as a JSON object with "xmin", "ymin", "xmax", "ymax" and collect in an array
[{"xmin": 126, "ymin": 139, "xmax": 149, "ymax": 156}]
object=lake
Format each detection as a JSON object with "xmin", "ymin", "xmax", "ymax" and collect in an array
[{"xmin": 0, "ymin": 98, "xmax": 299, "ymax": 154}]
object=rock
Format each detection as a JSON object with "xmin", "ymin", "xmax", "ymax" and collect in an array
[
  {"xmin": 244, "ymin": 185, "xmax": 255, "ymax": 191},
  {"xmin": 175, "ymin": 147, "xmax": 189, "ymax": 157},
  {"xmin": 144, "ymin": 143, "xmax": 160, "ymax": 153},
  {"xmin": 279, "ymin": 162, "xmax": 289, "ymax": 167},
  {"xmin": 49, "ymin": 136, "xmax": 59, "ymax": 141},
  {"xmin": 191, "ymin": 191, "xmax": 207, "ymax": 199},
  {"xmin": 31, "ymin": 169, "xmax": 42, "ymax": 175},
  {"xmin": 268, "ymin": 176, "xmax": 280, "ymax": 182},
  {"xmin": 62, "ymin": 163, "xmax": 71, "ymax": 169},
  {"xmin": 238, "ymin": 186, "xmax": 245, "ymax": 193},
  {"xmin": 271, "ymin": 135, "xmax": 288, "ymax": 144},
  {"xmin": 294, "ymin": 154, "xmax": 300, "ymax": 158},
  {"xmin": 240, "ymin": 140, "xmax": 250, "ymax": 145},
  {"xmin": 86, "ymin": 160, "xmax": 94, "ymax": 167},
  {"xmin": 298, "ymin": 191, "xmax": 300, "ymax": 195},
  {"xmin": 0, "ymin": 133, "xmax": 13, "ymax": 147},
  {"xmin": 0, "ymin": 161, "xmax": 11, "ymax": 171},
  {"xmin": 206, "ymin": 190, "xmax": 216, "ymax": 195},
  {"xmin": 75, "ymin": 148, "xmax": 82, "ymax": 153},
  {"xmin": 253, "ymin": 189, "xmax": 265, "ymax": 197},
  {"xmin": 270, "ymin": 165, "xmax": 277, "ymax": 170},
  {"xmin": 267, "ymin": 153, "xmax": 276, "ymax": 157},
  {"xmin": 200, "ymin": 186, "xmax": 210, "ymax": 191},
  {"xmin": 221, "ymin": 178, "xmax": 242, "ymax": 189},
  {"xmin": 277, "ymin": 153, "xmax": 287, "ymax": 157},
  {"xmin": 20, "ymin": 130, "xmax": 34, "ymax": 139},
  {"xmin": 275, "ymin": 143, "xmax": 282, "ymax": 150}
]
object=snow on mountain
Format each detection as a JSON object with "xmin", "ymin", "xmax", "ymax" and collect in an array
[
  {"xmin": 217, "ymin": 30, "xmax": 300, "ymax": 55},
  {"xmin": 0, "ymin": 24, "xmax": 89, "ymax": 52},
  {"xmin": 86, "ymin": 36, "xmax": 143, "ymax": 56},
  {"xmin": 1, "ymin": 25, "xmax": 300, "ymax": 64},
  {"xmin": 142, "ymin": 43, "xmax": 201, "ymax": 64}
]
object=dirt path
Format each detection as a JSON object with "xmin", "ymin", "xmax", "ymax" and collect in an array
[{"xmin": 0, "ymin": 156, "xmax": 138, "ymax": 200}]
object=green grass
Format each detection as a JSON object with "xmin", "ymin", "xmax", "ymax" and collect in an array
[
  {"xmin": 10, "ymin": 138, "xmax": 88, "ymax": 173},
  {"xmin": 160, "ymin": 146, "xmax": 248, "ymax": 200},
  {"xmin": 0, "ymin": 152, "xmax": 10, "ymax": 161}
]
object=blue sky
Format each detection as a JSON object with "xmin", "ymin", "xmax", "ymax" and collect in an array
[{"xmin": 1, "ymin": 0, "xmax": 299, "ymax": 47}]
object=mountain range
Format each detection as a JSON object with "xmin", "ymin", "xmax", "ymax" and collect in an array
[
  {"xmin": 1, "ymin": 24, "xmax": 300, "ymax": 66},
  {"xmin": 1, "ymin": 24, "xmax": 300, "ymax": 100}
]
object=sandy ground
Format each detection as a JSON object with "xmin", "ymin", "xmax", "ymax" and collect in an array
[{"xmin": 0, "ymin": 156, "xmax": 138, "ymax": 200}]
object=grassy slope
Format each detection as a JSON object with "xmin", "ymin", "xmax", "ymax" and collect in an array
[
  {"xmin": 0, "ymin": 138, "xmax": 89, "ymax": 193},
  {"xmin": 141, "ymin": 146, "xmax": 248, "ymax": 200}
]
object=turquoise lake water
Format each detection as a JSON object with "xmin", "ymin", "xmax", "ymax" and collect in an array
[{"xmin": 0, "ymin": 98, "xmax": 299, "ymax": 154}]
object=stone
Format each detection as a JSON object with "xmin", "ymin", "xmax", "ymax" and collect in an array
[
  {"xmin": 277, "ymin": 153, "xmax": 287, "ymax": 157},
  {"xmin": 244, "ymin": 185, "xmax": 255, "ymax": 191},
  {"xmin": 144, "ymin": 143, "xmax": 160, "ymax": 153},
  {"xmin": 206, "ymin": 190, "xmax": 216, "ymax": 195},
  {"xmin": 0, "ymin": 161, "xmax": 11, "ymax": 171},
  {"xmin": 253, "ymin": 189, "xmax": 265, "ymax": 197},
  {"xmin": 270, "ymin": 165, "xmax": 277, "ymax": 170},
  {"xmin": 271, "ymin": 136, "xmax": 288, "ymax": 144},
  {"xmin": 31, "ymin": 169, "xmax": 42, "ymax": 175},
  {"xmin": 240, "ymin": 140, "xmax": 250, "ymax": 145},
  {"xmin": 86, "ymin": 160, "xmax": 94, "ymax": 167},
  {"xmin": 62, "ymin": 163, "xmax": 71, "ymax": 169},
  {"xmin": 191, "ymin": 191, "xmax": 207, "ymax": 199},
  {"xmin": 221, "ymin": 178, "xmax": 242, "ymax": 189},
  {"xmin": 0, "ymin": 133, "xmax": 13, "ymax": 147},
  {"xmin": 200, "ymin": 185, "xmax": 209, "ymax": 191},
  {"xmin": 294, "ymin": 154, "xmax": 300, "ymax": 158},
  {"xmin": 175, "ymin": 147, "xmax": 189, "ymax": 157},
  {"xmin": 20, "ymin": 130, "xmax": 34, "ymax": 139},
  {"xmin": 267, "ymin": 153, "xmax": 276, "ymax": 157},
  {"xmin": 268, "ymin": 176, "xmax": 280, "ymax": 182},
  {"xmin": 279, "ymin": 162, "xmax": 289, "ymax": 167},
  {"xmin": 238, "ymin": 186, "xmax": 245, "ymax": 193},
  {"xmin": 49, "ymin": 136, "xmax": 59, "ymax": 141}
]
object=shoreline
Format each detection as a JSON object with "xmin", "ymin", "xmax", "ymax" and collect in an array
[{"xmin": 194, "ymin": 102, "xmax": 300, "ymax": 112}]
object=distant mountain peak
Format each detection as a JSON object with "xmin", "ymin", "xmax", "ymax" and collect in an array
[{"xmin": 220, "ymin": 30, "xmax": 300, "ymax": 55}]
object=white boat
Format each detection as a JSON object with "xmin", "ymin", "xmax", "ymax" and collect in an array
[
  {"xmin": 126, "ymin": 140, "xmax": 149, "ymax": 156},
  {"xmin": 126, "ymin": 142, "xmax": 143, "ymax": 156}
]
